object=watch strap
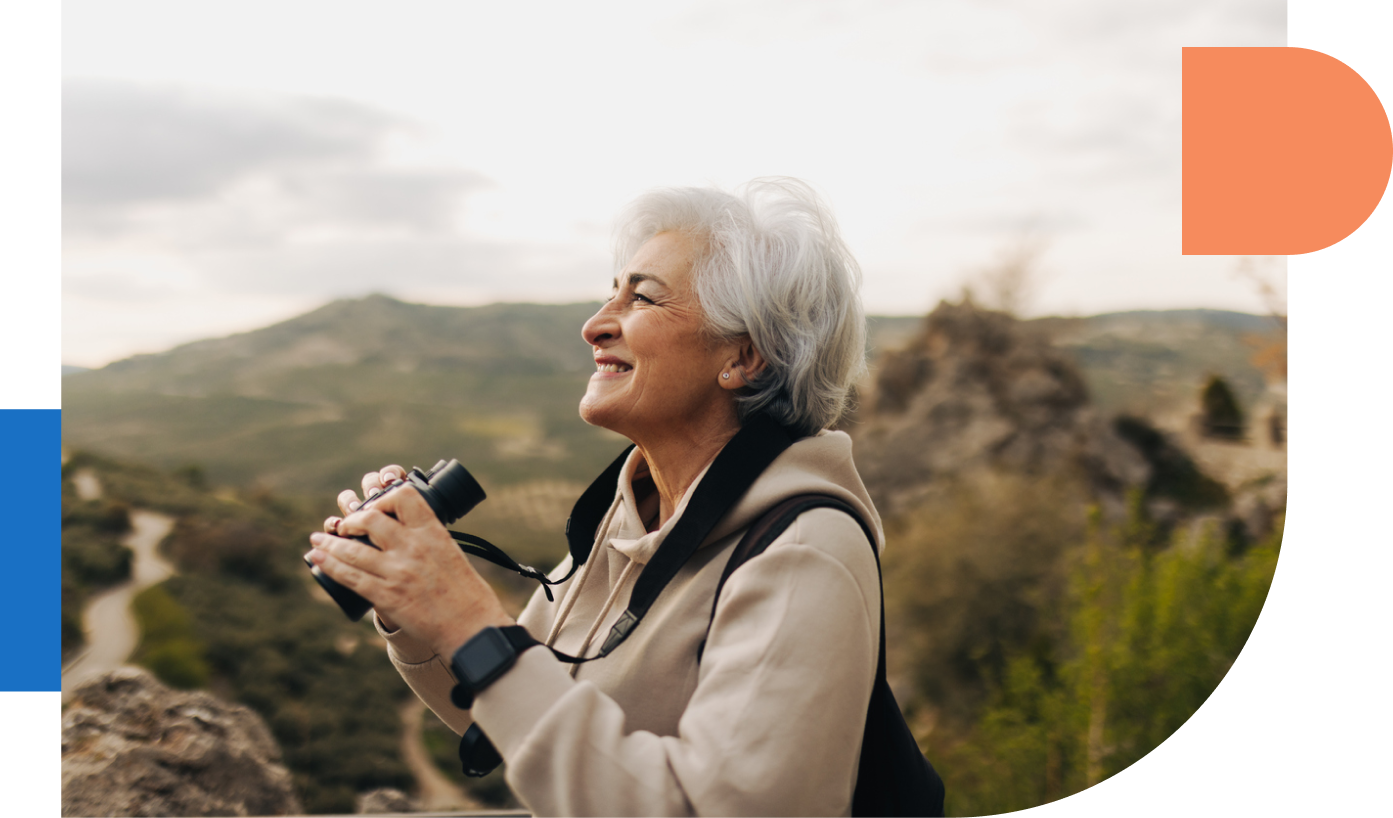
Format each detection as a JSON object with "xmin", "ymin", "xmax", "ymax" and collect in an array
[{"xmin": 449, "ymin": 625, "xmax": 538, "ymax": 710}]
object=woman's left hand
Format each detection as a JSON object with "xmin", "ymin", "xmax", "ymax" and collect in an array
[{"xmin": 307, "ymin": 484, "xmax": 513, "ymax": 657}]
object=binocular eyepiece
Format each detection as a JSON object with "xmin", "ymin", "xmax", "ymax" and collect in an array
[{"xmin": 308, "ymin": 459, "xmax": 487, "ymax": 621}]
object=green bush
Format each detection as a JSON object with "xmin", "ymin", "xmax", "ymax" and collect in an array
[
  {"xmin": 131, "ymin": 584, "xmax": 209, "ymax": 690},
  {"xmin": 61, "ymin": 491, "xmax": 136, "ymax": 654},
  {"xmin": 883, "ymin": 470, "xmax": 1090, "ymax": 723},
  {"xmin": 1113, "ymin": 415, "xmax": 1229, "ymax": 510},
  {"xmin": 935, "ymin": 497, "xmax": 1281, "ymax": 816},
  {"xmin": 1199, "ymin": 375, "xmax": 1246, "ymax": 440},
  {"xmin": 421, "ymin": 708, "xmax": 519, "ymax": 809},
  {"xmin": 61, "ymin": 569, "xmax": 87, "ymax": 654},
  {"xmin": 62, "ymin": 527, "xmax": 133, "ymax": 588},
  {"xmin": 162, "ymin": 572, "xmax": 413, "ymax": 813},
  {"xmin": 62, "ymin": 449, "xmax": 487, "ymax": 811},
  {"xmin": 62, "ymin": 497, "xmax": 133, "ymax": 536}
]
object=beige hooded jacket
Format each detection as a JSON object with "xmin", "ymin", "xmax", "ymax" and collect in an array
[{"xmin": 375, "ymin": 430, "xmax": 884, "ymax": 816}]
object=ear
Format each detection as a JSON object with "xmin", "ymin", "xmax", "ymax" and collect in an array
[{"xmin": 719, "ymin": 336, "xmax": 767, "ymax": 390}]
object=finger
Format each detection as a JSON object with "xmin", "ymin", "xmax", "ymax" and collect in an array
[
  {"xmin": 338, "ymin": 489, "xmax": 363, "ymax": 516},
  {"xmin": 338, "ymin": 507, "xmax": 406, "ymax": 553},
  {"xmin": 310, "ymin": 532, "xmax": 388, "ymax": 578},
  {"xmin": 379, "ymin": 464, "xmax": 406, "ymax": 484},
  {"xmin": 367, "ymin": 483, "xmax": 440, "ymax": 529},
  {"xmin": 361, "ymin": 471, "xmax": 385, "ymax": 500},
  {"xmin": 323, "ymin": 516, "xmax": 343, "ymax": 534},
  {"xmin": 307, "ymin": 545, "xmax": 384, "ymax": 602}
]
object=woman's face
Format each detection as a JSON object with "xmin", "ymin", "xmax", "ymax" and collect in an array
[{"xmin": 579, "ymin": 231, "xmax": 738, "ymax": 443}]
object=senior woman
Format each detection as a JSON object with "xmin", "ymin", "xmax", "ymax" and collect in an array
[{"xmin": 307, "ymin": 178, "xmax": 889, "ymax": 816}]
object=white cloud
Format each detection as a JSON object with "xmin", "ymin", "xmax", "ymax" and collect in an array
[{"xmin": 62, "ymin": 0, "xmax": 1287, "ymax": 366}]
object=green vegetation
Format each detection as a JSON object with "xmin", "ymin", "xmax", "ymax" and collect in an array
[
  {"xmin": 1113, "ymin": 415, "xmax": 1229, "ymax": 510},
  {"xmin": 1200, "ymin": 375, "xmax": 1247, "ymax": 440},
  {"xmin": 910, "ymin": 494, "xmax": 1281, "ymax": 816},
  {"xmin": 62, "ymin": 298, "xmax": 1274, "ymax": 497},
  {"xmin": 131, "ymin": 584, "xmax": 209, "ymax": 689},
  {"xmin": 60, "ymin": 472, "xmax": 134, "ymax": 654},
  {"xmin": 70, "ymin": 452, "xmax": 415, "ymax": 814},
  {"xmin": 420, "ymin": 709, "xmax": 519, "ymax": 809},
  {"xmin": 61, "ymin": 298, "xmax": 624, "ymax": 496},
  {"xmin": 884, "ymin": 471, "xmax": 1090, "ymax": 724},
  {"xmin": 1042, "ymin": 309, "xmax": 1277, "ymax": 419},
  {"xmin": 60, "ymin": 297, "xmax": 1285, "ymax": 813}
]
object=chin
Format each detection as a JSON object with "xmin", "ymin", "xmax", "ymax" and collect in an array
[{"xmin": 578, "ymin": 397, "xmax": 619, "ymax": 432}]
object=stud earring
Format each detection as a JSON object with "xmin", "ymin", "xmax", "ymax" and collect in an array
[{"xmin": 722, "ymin": 372, "xmax": 731, "ymax": 380}]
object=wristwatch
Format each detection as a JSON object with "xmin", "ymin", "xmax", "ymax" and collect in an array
[{"xmin": 449, "ymin": 625, "xmax": 538, "ymax": 709}]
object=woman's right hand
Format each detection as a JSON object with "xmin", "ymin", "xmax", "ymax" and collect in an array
[{"xmin": 323, "ymin": 464, "xmax": 408, "ymax": 631}]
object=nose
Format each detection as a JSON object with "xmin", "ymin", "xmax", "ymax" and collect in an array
[{"xmin": 582, "ymin": 301, "xmax": 620, "ymax": 348}]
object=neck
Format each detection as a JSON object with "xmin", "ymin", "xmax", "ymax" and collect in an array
[{"xmin": 632, "ymin": 411, "xmax": 743, "ymax": 530}]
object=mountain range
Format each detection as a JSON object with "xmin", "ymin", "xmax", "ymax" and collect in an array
[{"xmin": 63, "ymin": 295, "xmax": 1282, "ymax": 499}]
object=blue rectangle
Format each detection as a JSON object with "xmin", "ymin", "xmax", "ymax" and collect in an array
[{"xmin": 1, "ymin": 410, "xmax": 61, "ymax": 691}]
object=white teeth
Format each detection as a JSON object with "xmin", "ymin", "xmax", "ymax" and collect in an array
[{"xmin": 596, "ymin": 363, "xmax": 632, "ymax": 373}]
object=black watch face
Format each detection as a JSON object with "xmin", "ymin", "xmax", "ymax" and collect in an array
[{"xmin": 456, "ymin": 628, "xmax": 514, "ymax": 687}]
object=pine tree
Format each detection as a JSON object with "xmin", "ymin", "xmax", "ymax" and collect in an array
[{"xmin": 1199, "ymin": 375, "xmax": 1246, "ymax": 440}]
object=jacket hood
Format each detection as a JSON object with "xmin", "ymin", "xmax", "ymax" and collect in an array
[{"xmin": 605, "ymin": 430, "xmax": 884, "ymax": 566}]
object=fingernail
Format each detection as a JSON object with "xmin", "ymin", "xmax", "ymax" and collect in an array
[
  {"xmin": 349, "ymin": 500, "xmax": 361, "ymax": 510},
  {"xmin": 310, "ymin": 532, "xmax": 325, "ymax": 545},
  {"xmin": 307, "ymin": 549, "xmax": 324, "ymax": 565}
]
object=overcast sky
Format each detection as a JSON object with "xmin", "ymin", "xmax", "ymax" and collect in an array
[{"xmin": 63, "ymin": 0, "xmax": 1286, "ymax": 368}]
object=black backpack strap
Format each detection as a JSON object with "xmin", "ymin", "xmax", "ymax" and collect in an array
[
  {"xmin": 566, "ymin": 444, "xmax": 635, "ymax": 566},
  {"xmin": 582, "ymin": 412, "xmax": 795, "ymax": 660},
  {"xmin": 698, "ymin": 493, "xmax": 946, "ymax": 817},
  {"xmin": 697, "ymin": 494, "xmax": 874, "ymax": 662},
  {"xmin": 460, "ymin": 414, "xmax": 797, "ymax": 776}
]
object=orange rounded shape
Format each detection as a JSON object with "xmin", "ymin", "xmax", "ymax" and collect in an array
[{"xmin": 1183, "ymin": 47, "xmax": 1393, "ymax": 255}]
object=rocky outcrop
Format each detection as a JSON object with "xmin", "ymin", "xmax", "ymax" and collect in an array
[
  {"xmin": 853, "ymin": 301, "xmax": 1150, "ymax": 516},
  {"xmin": 62, "ymin": 667, "xmax": 302, "ymax": 817},
  {"xmin": 356, "ymin": 787, "xmax": 419, "ymax": 814}
]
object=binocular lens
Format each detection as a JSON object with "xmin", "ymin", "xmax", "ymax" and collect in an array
[
  {"xmin": 419, "ymin": 461, "xmax": 487, "ymax": 524},
  {"xmin": 311, "ymin": 458, "xmax": 487, "ymax": 621}
]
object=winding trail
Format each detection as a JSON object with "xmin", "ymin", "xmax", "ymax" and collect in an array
[
  {"xmin": 399, "ymin": 697, "xmax": 480, "ymax": 811},
  {"xmin": 63, "ymin": 473, "xmax": 475, "ymax": 808},
  {"xmin": 309, "ymin": 537, "xmax": 480, "ymax": 809},
  {"xmin": 61, "ymin": 510, "xmax": 176, "ymax": 702}
]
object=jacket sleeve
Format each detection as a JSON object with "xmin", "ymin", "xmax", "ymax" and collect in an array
[
  {"xmin": 472, "ymin": 508, "xmax": 880, "ymax": 817},
  {"xmin": 373, "ymin": 612, "xmax": 474, "ymax": 735},
  {"xmin": 374, "ymin": 553, "xmax": 575, "ymax": 736}
]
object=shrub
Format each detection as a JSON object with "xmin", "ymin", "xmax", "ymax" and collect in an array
[
  {"xmin": 935, "ymin": 499, "xmax": 1281, "ymax": 816},
  {"xmin": 1113, "ymin": 415, "xmax": 1229, "ymax": 510},
  {"xmin": 1199, "ymin": 375, "xmax": 1245, "ymax": 440},
  {"xmin": 884, "ymin": 470, "xmax": 1090, "ymax": 723},
  {"xmin": 131, "ymin": 584, "xmax": 210, "ymax": 689},
  {"xmin": 421, "ymin": 708, "xmax": 519, "ymax": 808}
]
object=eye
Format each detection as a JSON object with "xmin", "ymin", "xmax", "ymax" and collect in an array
[{"xmin": 632, "ymin": 291, "xmax": 656, "ymax": 304}]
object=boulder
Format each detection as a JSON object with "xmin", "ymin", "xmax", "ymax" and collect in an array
[
  {"xmin": 62, "ymin": 667, "xmax": 302, "ymax": 817},
  {"xmin": 356, "ymin": 787, "xmax": 419, "ymax": 814},
  {"xmin": 853, "ymin": 300, "xmax": 1150, "ymax": 516}
]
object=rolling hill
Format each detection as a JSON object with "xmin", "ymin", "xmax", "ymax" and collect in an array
[{"xmin": 63, "ymin": 295, "xmax": 1282, "ymax": 500}]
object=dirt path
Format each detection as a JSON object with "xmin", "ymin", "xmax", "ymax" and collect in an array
[
  {"xmin": 399, "ymin": 697, "xmax": 480, "ymax": 811},
  {"xmin": 61, "ymin": 510, "xmax": 176, "ymax": 702}
]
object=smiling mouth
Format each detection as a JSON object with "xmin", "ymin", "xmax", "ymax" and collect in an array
[{"xmin": 596, "ymin": 363, "xmax": 632, "ymax": 373}]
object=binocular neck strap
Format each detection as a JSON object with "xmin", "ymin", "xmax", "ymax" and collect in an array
[
  {"xmin": 452, "ymin": 414, "xmax": 793, "ymax": 664},
  {"xmin": 576, "ymin": 413, "xmax": 795, "ymax": 662},
  {"xmin": 447, "ymin": 443, "xmax": 636, "ymax": 601}
]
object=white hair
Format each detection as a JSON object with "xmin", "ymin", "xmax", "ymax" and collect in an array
[{"xmin": 613, "ymin": 177, "xmax": 867, "ymax": 436}]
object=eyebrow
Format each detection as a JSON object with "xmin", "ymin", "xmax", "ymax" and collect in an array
[{"xmin": 610, "ymin": 272, "xmax": 667, "ymax": 290}]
